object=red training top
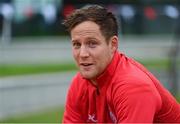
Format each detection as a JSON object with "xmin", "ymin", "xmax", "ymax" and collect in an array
[{"xmin": 63, "ymin": 51, "xmax": 180, "ymax": 123}]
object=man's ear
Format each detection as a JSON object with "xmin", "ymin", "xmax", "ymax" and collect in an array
[{"xmin": 110, "ymin": 36, "xmax": 118, "ymax": 53}]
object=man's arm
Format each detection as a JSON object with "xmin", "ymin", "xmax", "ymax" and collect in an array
[
  {"xmin": 62, "ymin": 82, "xmax": 84, "ymax": 123},
  {"xmin": 112, "ymin": 82, "xmax": 161, "ymax": 123}
]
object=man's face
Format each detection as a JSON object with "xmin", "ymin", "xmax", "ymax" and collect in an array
[{"xmin": 70, "ymin": 21, "xmax": 117, "ymax": 81}]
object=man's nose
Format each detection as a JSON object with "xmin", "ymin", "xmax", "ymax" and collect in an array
[{"xmin": 79, "ymin": 45, "xmax": 89, "ymax": 58}]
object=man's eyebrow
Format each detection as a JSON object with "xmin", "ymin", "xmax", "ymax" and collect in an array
[
  {"xmin": 86, "ymin": 37, "xmax": 99, "ymax": 41},
  {"xmin": 71, "ymin": 39, "xmax": 78, "ymax": 43},
  {"xmin": 87, "ymin": 37, "xmax": 96, "ymax": 40}
]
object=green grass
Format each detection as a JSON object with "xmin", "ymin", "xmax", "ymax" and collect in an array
[
  {"xmin": 0, "ymin": 59, "xmax": 172, "ymax": 77},
  {"xmin": 0, "ymin": 62, "xmax": 77, "ymax": 77},
  {"xmin": 0, "ymin": 106, "xmax": 64, "ymax": 123},
  {"xmin": 138, "ymin": 59, "xmax": 170, "ymax": 70},
  {"xmin": 176, "ymin": 95, "xmax": 180, "ymax": 103}
]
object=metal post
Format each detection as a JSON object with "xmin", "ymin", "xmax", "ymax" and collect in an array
[
  {"xmin": 1, "ymin": 17, "xmax": 12, "ymax": 45},
  {"xmin": 1, "ymin": 3, "xmax": 13, "ymax": 46},
  {"xmin": 169, "ymin": 17, "xmax": 180, "ymax": 96}
]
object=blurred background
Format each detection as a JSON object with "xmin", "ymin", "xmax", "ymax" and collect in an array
[{"xmin": 0, "ymin": 0, "xmax": 179, "ymax": 123}]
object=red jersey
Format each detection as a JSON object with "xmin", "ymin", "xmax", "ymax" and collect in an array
[{"xmin": 63, "ymin": 51, "xmax": 180, "ymax": 123}]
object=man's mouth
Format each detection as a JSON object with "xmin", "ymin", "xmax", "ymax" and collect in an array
[
  {"xmin": 80, "ymin": 63, "xmax": 93, "ymax": 66},
  {"xmin": 80, "ymin": 63, "xmax": 93, "ymax": 67}
]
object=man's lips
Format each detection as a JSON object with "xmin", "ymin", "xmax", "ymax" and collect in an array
[
  {"xmin": 79, "ymin": 62, "xmax": 94, "ymax": 69},
  {"xmin": 80, "ymin": 63, "xmax": 93, "ymax": 66},
  {"xmin": 79, "ymin": 63, "xmax": 94, "ymax": 71}
]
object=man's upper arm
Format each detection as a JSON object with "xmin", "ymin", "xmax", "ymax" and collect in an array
[
  {"xmin": 63, "ymin": 81, "xmax": 84, "ymax": 123},
  {"xmin": 113, "ymin": 82, "xmax": 161, "ymax": 123}
]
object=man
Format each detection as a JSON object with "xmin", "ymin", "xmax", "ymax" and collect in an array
[{"xmin": 62, "ymin": 5, "xmax": 180, "ymax": 123}]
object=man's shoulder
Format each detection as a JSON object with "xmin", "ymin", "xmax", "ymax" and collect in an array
[
  {"xmin": 115, "ymin": 53, "xmax": 154, "ymax": 85},
  {"xmin": 112, "ymin": 73, "xmax": 153, "ymax": 89},
  {"xmin": 112, "ymin": 57, "xmax": 157, "ymax": 92},
  {"xmin": 109, "ymin": 72, "xmax": 161, "ymax": 103}
]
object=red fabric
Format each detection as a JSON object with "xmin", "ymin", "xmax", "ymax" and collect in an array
[{"xmin": 63, "ymin": 51, "xmax": 180, "ymax": 123}]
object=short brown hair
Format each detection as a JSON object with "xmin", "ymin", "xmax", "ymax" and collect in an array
[{"xmin": 62, "ymin": 5, "xmax": 119, "ymax": 42}]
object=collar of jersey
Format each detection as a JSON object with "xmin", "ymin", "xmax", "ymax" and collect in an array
[{"xmin": 95, "ymin": 50, "xmax": 120, "ymax": 89}]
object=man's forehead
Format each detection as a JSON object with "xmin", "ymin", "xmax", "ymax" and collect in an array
[
  {"xmin": 71, "ymin": 21, "xmax": 100, "ymax": 31},
  {"xmin": 72, "ymin": 29, "xmax": 99, "ymax": 36}
]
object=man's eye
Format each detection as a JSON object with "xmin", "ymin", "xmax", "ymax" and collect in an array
[
  {"xmin": 72, "ymin": 42, "xmax": 81, "ymax": 48},
  {"xmin": 88, "ymin": 41, "xmax": 97, "ymax": 48}
]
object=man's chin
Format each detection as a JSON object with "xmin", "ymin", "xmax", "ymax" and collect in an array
[{"xmin": 80, "ymin": 72, "xmax": 95, "ymax": 80}]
